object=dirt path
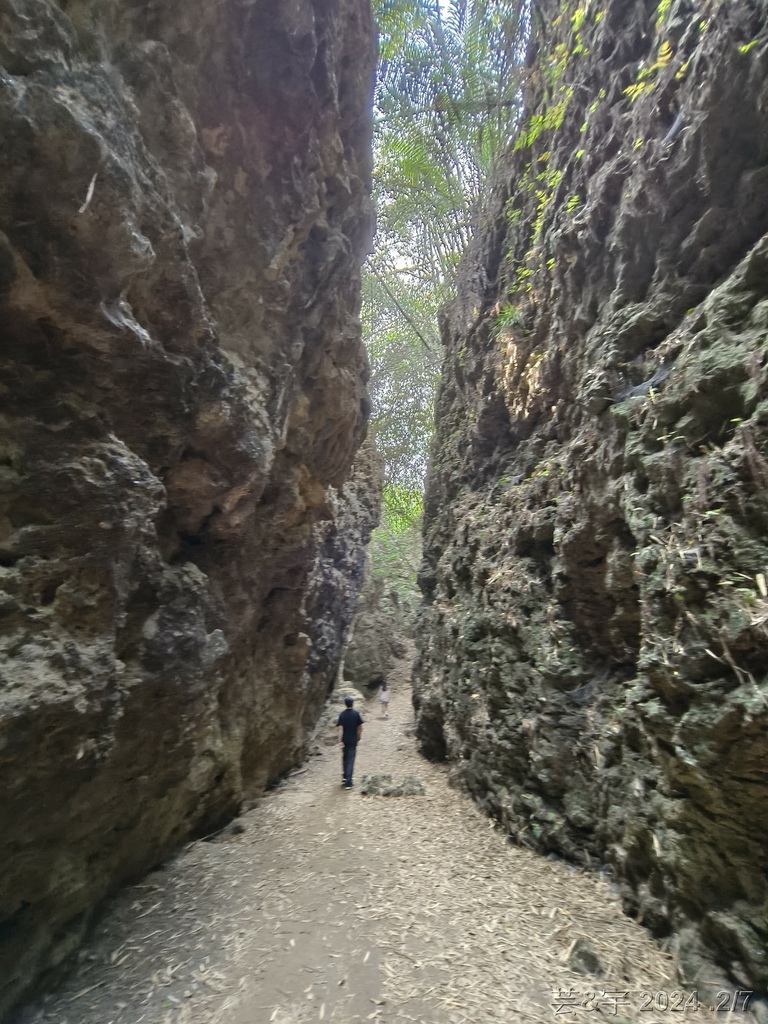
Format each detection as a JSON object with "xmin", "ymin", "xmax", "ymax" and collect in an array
[{"xmin": 17, "ymin": 655, "xmax": 734, "ymax": 1024}]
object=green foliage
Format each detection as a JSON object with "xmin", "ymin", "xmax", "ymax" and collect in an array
[
  {"xmin": 516, "ymin": 264, "xmax": 533, "ymax": 285},
  {"xmin": 571, "ymin": 6, "xmax": 588, "ymax": 34},
  {"xmin": 624, "ymin": 38, "xmax": 674, "ymax": 101},
  {"xmin": 655, "ymin": 0, "xmax": 672, "ymax": 27},
  {"xmin": 373, "ymin": 0, "xmax": 530, "ymax": 289},
  {"xmin": 514, "ymin": 87, "xmax": 573, "ymax": 149},
  {"xmin": 364, "ymin": 0, "xmax": 530, "ymax": 586},
  {"xmin": 368, "ymin": 523, "xmax": 423, "ymax": 595},
  {"xmin": 531, "ymin": 166, "xmax": 562, "ymax": 238},
  {"xmin": 364, "ymin": 274, "xmax": 440, "ymax": 496},
  {"xmin": 504, "ymin": 155, "xmax": 565, "ymax": 286},
  {"xmin": 494, "ymin": 303, "xmax": 523, "ymax": 332},
  {"xmin": 368, "ymin": 485, "xmax": 424, "ymax": 594},
  {"xmin": 381, "ymin": 483, "xmax": 423, "ymax": 532}
]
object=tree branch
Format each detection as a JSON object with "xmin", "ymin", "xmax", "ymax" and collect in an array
[{"xmin": 369, "ymin": 265, "xmax": 438, "ymax": 351}]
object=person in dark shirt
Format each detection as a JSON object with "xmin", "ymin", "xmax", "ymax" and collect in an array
[{"xmin": 336, "ymin": 696, "xmax": 363, "ymax": 789}]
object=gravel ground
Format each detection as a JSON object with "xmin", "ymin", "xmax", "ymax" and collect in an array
[{"xmin": 14, "ymin": 651, "xmax": 742, "ymax": 1024}]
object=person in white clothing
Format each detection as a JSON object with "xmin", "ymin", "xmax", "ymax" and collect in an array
[{"xmin": 378, "ymin": 678, "xmax": 390, "ymax": 719}]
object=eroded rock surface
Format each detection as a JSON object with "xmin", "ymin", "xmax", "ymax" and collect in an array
[
  {"xmin": 415, "ymin": 0, "xmax": 768, "ymax": 996},
  {"xmin": 0, "ymin": 0, "xmax": 375, "ymax": 1014},
  {"xmin": 342, "ymin": 564, "xmax": 409, "ymax": 687}
]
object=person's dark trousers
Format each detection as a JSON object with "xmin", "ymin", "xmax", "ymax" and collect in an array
[{"xmin": 342, "ymin": 743, "xmax": 357, "ymax": 786}]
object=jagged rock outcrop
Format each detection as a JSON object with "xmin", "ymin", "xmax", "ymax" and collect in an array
[
  {"xmin": 0, "ymin": 0, "xmax": 375, "ymax": 1014},
  {"xmin": 415, "ymin": 0, "xmax": 768, "ymax": 999},
  {"xmin": 308, "ymin": 442, "xmax": 383, "ymax": 687},
  {"xmin": 342, "ymin": 562, "xmax": 409, "ymax": 687}
]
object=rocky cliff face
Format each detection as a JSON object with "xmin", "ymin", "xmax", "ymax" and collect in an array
[
  {"xmin": 342, "ymin": 564, "xmax": 410, "ymax": 688},
  {"xmin": 415, "ymin": 0, "xmax": 768, "ymax": 997},
  {"xmin": 0, "ymin": 0, "xmax": 375, "ymax": 1013}
]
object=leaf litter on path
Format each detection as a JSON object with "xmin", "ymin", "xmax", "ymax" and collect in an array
[{"xmin": 14, "ymin": 644, "xmax": 749, "ymax": 1024}]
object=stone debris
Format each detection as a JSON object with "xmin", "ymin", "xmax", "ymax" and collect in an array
[
  {"xmin": 359, "ymin": 773, "xmax": 426, "ymax": 797},
  {"xmin": 329, "ymin": 686, "xmax": 368, "ymax": 708},
  {"xmin": 567, "ymin": 937, "xmax": 605, "ymax": 978}
]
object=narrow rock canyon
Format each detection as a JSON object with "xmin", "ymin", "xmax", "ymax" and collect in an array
[{"xmin": 3, "ymin": 0, "xmax": 768, "ymax": 1016}]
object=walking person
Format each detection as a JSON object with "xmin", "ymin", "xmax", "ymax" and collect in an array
[
  {"xmin": 378, "ymin": 679, "xmax": 390, "ymax": 719},
  {"xmin": 336, "ymin": 696, "xmax": 363, "ymax": 789}
]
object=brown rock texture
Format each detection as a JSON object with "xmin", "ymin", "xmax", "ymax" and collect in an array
[
  {"xmin": 415, "ymin": 0, "xmax": 768, "ymax": 998},
  {"xmin": 0, "ymin": 0, "xmax": 375, "ymax": 1014},
  {"xmin": 342, "ymin": 563, "xmax": 410, "ymax": 688}
]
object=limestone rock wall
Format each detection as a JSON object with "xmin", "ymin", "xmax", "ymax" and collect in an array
[
  {"xmin": 415, "ymin": 0, "xmax": 768, "ymax": 996},
  {"xmin": 342, "ymin": 566, "xmax": 409, "ymax": 687},
  {"xmin": 307, "ymin": 441, "xmax": 383, "ymax": 690},
  {"xmin": 0, "ymin": 0, "xmax": 375, "ymax": 1014}
]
